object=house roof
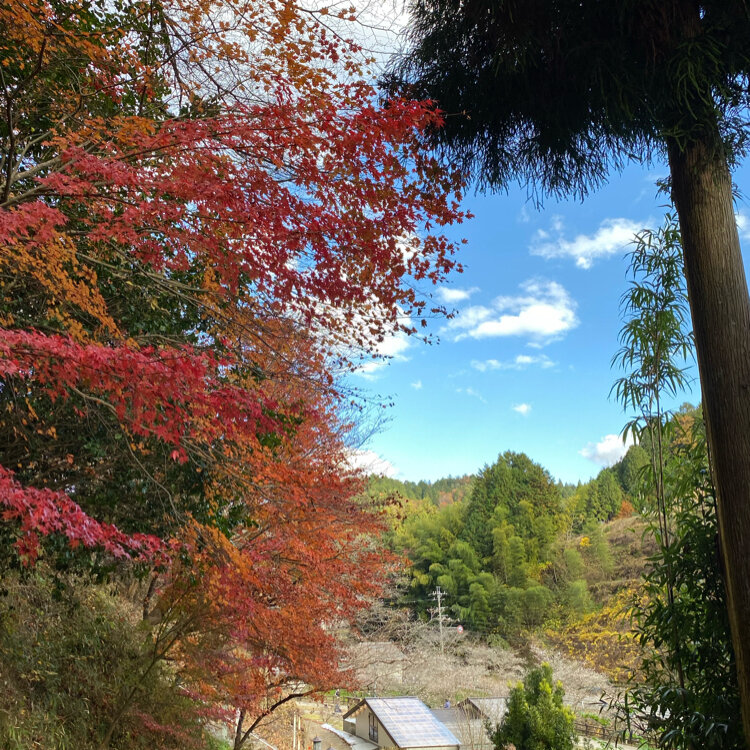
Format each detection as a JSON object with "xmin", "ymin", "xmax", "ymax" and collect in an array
[
  {"xmin": 321, "ymin": 723, "xmax": 379, "ymax": 750},
  {"xmin": 458, "ymin": 698, "xmax": 508, "ymax": 725},
  {"xmin": 429, "ymin": 710, "xmax": 492, "ymax": 750},
  {"xmin": 344, "ymin": 697, "xmax": 461, "ymax": 749}
]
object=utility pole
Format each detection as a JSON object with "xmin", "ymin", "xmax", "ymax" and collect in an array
[{"xmin": 433, "ymin": 586, "xmax": 445, "ymax": 656}]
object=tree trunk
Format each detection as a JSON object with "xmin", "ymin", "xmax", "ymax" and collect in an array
[
  {"xmin": 668, "ymin": 134, "xmax": 750, "ymax": 746},
  {"xmin": 234, "ymin": 708, "xmax": 246, "ymax": 750}
]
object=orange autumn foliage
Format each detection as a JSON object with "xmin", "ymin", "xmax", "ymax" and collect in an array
[{"xmin": 0, "ymin": 0, "xmax": 467, "ymax": 744}]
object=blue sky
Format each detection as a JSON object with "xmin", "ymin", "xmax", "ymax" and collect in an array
[{"xmin": 348, "ymin": 158, "xmax": 750, "ymax": 485}]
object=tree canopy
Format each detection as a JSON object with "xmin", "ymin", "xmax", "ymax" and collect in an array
[
  {"xmin": 389, "ymin": 2, "xmax": 750, "ymax": 738},
  {"xmin": 491, "ymin": 663, "xmax": 575, "ymax": 750},
  {"xmin": 388, "ymin": 0, "xmax": 750, "ymax": 196},
  {"xmin": 392, "ymin": 450, "xmax": 628, "ymax": 636},
  {"xmin": 0, "ymin": 0, "xmax": 467, "ymax": 745}
]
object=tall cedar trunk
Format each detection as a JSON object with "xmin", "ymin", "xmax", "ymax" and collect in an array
[{"xmin": 668, "ymin": 134, "xmax": 750, "ymax": 746}]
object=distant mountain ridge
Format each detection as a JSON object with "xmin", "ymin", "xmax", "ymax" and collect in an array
[{"xmin": 367, "ymin": 474, "xmax": 476, "ymax": 507}]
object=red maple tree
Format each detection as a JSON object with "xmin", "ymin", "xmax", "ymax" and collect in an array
[{"xmin": 0, "ymin": 0, "xmax": 466, "ymax": 743}]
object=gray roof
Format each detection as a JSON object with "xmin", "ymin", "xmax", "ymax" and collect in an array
[
  {"xmin": 346, "ymin": 697, "xmax": 460, "ymax": 749},
  {"xmin": 460, "ymin": 698, "xmax": 508, "ymax": 725},
  {"xmin": 429, "ymin": 710, "xmax": 458, "ymax": 725},
  {"xmin": 429, "ymin": 710, "xmax": 493, "ymax": 750},
  {"xmin": 321, "ymin": 724, "xmax": 379, "ymax": 750}
]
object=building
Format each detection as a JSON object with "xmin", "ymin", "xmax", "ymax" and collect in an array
[
  {"xmin": 426, "ymin": 697, "xmax": 508, "ymax": 750},
  {"xmin": 454, "ymin": 698, "xmax": 508, "ymax": 726},
  {"xmin": 343, "ymin": 697, "xmax": 461, "ymax": 750},
  {"xmin": 428, "ymin": 708, "xmax": 492, "ymax": 750},
  {"xmin": 318, "ymin": 722, "xmax": 379, "ymax": 750}
]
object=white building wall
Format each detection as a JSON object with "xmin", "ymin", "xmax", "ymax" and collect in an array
[{"xmin": 354, "ymin": 709, "xmax": 392, "ymax": 746}]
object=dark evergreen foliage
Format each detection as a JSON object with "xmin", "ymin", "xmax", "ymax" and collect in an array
[
  {"xmin": 387, "ymin": 0, "xmax": 750, "ymax": 196},
  {"xmin": 617, "ymin": 445, "xmax": 650, "ymax": 498},
  {"xmin": 461, "ymin": 451, "xmax": 563, "ymax": 559},
  {"xmin": 367, "ymin": 474, "xmax": 475, "ymax": 506}
]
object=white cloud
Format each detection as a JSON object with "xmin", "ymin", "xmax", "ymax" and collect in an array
[
  {"xmin": 345, "ymin": 299, "xmax": 414, "ymax": 378},
  {"xmin": 348, "ymin": 449, "xmax": 398, "ymax": 477},
  {"xmin": 436, "ymin": 286, "xmax": 479, "ymax": 304},
  {"xmin": 354, "ymin": 329, "xmax": 411, "ymax": 377},
  {"xmin": 471, "ymin": 359, "xmax": 501, "ymax": 372},
  {"xmin": 446, "ymin": 279, "xmax": 578, "ymax": 345},
  {"xmin": 531, "ymin": 217, "xmax": 643, "ymax": 269},
  {"xmin": 516, "ymin": 354, "xmax": 555, "ymax": 368},
  {"xmin": 450, "ymin": 305, "xmax": 492, "ymax": 329},
  {"xmin": 579, "ymin": 432, "xmax": 635, "ymax": 467},
  {"xmin": 512, "ymin": 403, "xmax": 532, "ymax": 416},
  {"xmin": 456, "ymin": 386, "xmax": 487, "ymax": 404},
  {"xmin": 471, "ymin": 354, "xmax": 556, "ymax": 372},
  {"xmin": 411, "ymin": 380, "xmax": 423, "ymax": 390}
]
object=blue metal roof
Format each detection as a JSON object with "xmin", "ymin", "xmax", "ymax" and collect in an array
[{"xmin": 365, "ymin": 697, "xmax": 461, "ymax": 748}]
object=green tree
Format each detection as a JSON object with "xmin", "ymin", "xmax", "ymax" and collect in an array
[
  {"xmin": 582, "ymin": 521, "xmax": 614, "ymax": 579},
  {"xmin": 563, "ymin": 580, "xmax": 593, "ymax": 618},
  {"xmin": 617, "ymin": 415, "xmax": 743, "ymax": 749},
  {"xmin": 390, "ymin": 3, "xmax": 750, "ymax": 733},
  {"xmin": 507, "ymin": 535, "xmax": 528, "ymax": 589},
  {"xmin": 491, "ymin": 663, "xmax": 575, "ymax": 750},
  {"xmin": 612, "ymin": 217, "xmax": 743, "ymax": 748},
  {"xmin": 462, "ymin": 452, "xmax": 563, "ymax": 559},
  {"xmin": 562, "ymin": 548, "xmax": 585, "ymax": 582},
  {"xmin": 394, "ymin": 501, "xmax": 466, "ymax": 615},
  {"xmin": 617, "ymin": 444, "xmax": 650, "ymax": 499},
  {"xmin": 523, "ymin": 586, "xmax": 554, "ymax": 629},
  {"xmin": 428, "ymin": 542, "xmax": 501, "ymax": 630},
  {"xmin": 572, "ymin": 470, "xmax": 625, "ymax": 526},
  {"xmin": 492, "ymin": 586, "xmax": 526, "ymax": 634},
  {"xmin": 596, "ymin": 469, "xmax": 626, "ymax": 520},
  {"xmin": 467, "ymin": 572, "xmax": 496, "ymax": 630},
  {"xmin": 613, "ymin": 213, "xmax": 694, "ymax": 706},
  {"xmin": 491, "ymin": 521, "xmax": 513, "ymax": 583}
]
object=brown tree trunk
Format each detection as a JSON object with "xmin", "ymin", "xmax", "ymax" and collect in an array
[
  {"xmin": 234, "ymin": 708, "xmax": 246, "ymax": 750},
  {"xmin": 668, "ymin": 134, "xmax": 750, "ymax": 746}
]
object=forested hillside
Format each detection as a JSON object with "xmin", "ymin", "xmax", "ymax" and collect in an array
[
  {"xmin": 368, "ymin": 475, "xmax": 475, "ymax": 506},
  {"xmin": 353, "ymin": 400, "xmax": 744, "ymax": 750},
  {"xmin": 362, "ymin": 402, "xmax": 736, "ymax": 728},
  {"xmin": 371, "ymin": 445, "xmax": 650, "ymax": 640}
]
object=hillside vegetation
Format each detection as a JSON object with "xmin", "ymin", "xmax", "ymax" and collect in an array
[
  {"xmin": 368, "ymin": 447, "xmax": 648, "ymax": 641},
  {"xmin": 368, "ymin": 474, "xmax": 476, "ymax": 508}
]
